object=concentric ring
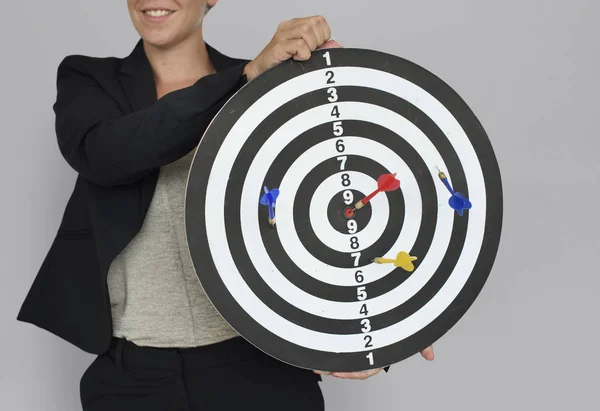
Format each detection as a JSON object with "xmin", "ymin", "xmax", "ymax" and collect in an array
[
  {"xmin": 325, "ymin": 187, "xmax": 372, "ymax": 235},
  {"xmin": 251, "ymin": 117, "xmax": 437, "ymax": 304},
  {"xmin": 275, "ymin": 138, "xmax": 420, "ymax": 274},
  {"xmin": 309, "ymin": 172, "xmax": 389, "ymax": 254}
]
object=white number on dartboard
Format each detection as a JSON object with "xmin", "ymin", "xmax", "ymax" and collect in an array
[
  {"xmin": 366, "ymin": 352, "xmax": 374, "ymax": 366},
  {"xmin": 361, "ymin": 319, "xmax": 371, "ymax": 332},
  {"xmin": 327, "ymin": 87, "xmax": 338, "ymax": 102},
  {"xmin": 351, "ymin": 252, "xmax": 361, "ymax": 266},
  {"xmin": 342, "ymin": 190, "xmax": 353, "ymax": 204},
  {"xmin": 347, "ymin": 219, "xmax": 357, "ymax": 233},
  {"xmin": 323, "ymin": 51, "xmax": 332, "ymax": 66},
  {"xmin": 333, "ymin": 121, "xmax": 343, "ymax": 136}
]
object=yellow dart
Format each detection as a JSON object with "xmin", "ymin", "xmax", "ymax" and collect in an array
[{"xmin": 373, "ymin": 251, "xmax": 418, "ymax": 272}]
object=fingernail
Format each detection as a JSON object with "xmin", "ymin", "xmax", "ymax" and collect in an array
[{"xmin": 330, "ymin": 36, "xmax": 343, "ymax": 47}]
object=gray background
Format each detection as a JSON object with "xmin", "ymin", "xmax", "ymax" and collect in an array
[{"xmin": 2, "ymin": 0, "xmax": 598, "ymax": 410}]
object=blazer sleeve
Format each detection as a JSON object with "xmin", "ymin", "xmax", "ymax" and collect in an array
[{"xmin": 53, "ymin": 55, "xmax": 248, "ymax": 188}]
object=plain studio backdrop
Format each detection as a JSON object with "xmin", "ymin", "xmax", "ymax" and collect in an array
[{"xmin": 1, "ymin": 0, "xmax": 598, "ymax": 410}]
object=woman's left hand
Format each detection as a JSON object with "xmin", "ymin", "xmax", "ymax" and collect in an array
[{"xmin": 314, "ymin": 345, "xmax": 435, "ymax": 380}]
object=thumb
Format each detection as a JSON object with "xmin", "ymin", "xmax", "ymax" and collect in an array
[{"xmin": 420, "ymin": 346, "xmax": 435, "ymax": 361}]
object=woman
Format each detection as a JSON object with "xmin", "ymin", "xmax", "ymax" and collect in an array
[{"xmin": 17, "ymin": 1, "xmax": 434, "ymax": 410}]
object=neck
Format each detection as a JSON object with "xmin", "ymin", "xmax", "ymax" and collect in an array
[{"xmin": 143, "ymin": 29, "xmax": 215, "ymax": 85}]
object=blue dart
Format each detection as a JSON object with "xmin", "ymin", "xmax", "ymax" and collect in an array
[
  {"xmin": 436, "ymin": 167, "xmax": 472, "ymax": 216},
  {"xmin": 260, "ymin": 186, "xmax": 280, "ymax": 228}
]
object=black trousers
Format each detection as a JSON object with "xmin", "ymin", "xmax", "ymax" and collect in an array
[{"xmin": 80, "ymin": 336, "xmax": 324, "ymax": 410}]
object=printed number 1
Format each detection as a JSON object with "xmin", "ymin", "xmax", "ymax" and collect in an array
[{"xmin": 323, "ymin": 51, "xmax": 332, "ymax": 66}]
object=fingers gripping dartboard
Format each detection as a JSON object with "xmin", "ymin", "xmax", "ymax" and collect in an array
[{"xmin": 185, "ymin": 47, "xmax": 503, "ymax": 372}]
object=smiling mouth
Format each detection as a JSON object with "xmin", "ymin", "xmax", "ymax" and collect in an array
[{"xmin": 142, "ymin": 9, "xmax": 175, "ymax": 17}]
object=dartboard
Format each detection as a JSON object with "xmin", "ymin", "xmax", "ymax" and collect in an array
[{"xmin": 185, "ymin": 47, "xmax": 503, "ymax": 372}]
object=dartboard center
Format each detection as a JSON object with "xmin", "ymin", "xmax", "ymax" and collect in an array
[{"xmin": 343, "ymin": 206, "xmax": 355, "ymax": 219}]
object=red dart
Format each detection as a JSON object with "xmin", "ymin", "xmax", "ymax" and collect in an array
[{"xmin": 354, "ymin": 173, "xmax": 400, "ymax": 210}]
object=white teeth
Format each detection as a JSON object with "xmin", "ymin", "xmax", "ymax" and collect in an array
[{"xmin": 145, "ymin": 10, "xmax": 172, "ymax": 17}]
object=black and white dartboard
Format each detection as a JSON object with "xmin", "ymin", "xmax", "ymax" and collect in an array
[{"xmin": 185, "ymin": 47, "xmax": 503, "ymax": 372}]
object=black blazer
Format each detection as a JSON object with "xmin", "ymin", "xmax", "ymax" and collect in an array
[{"xmin": 17, "ymin": 39, "xmax": 250, "ymax": 355}]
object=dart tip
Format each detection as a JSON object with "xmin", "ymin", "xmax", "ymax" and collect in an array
[{"xmin": 435, "ymin": 165, "xmax": 447, "ymax": 179}]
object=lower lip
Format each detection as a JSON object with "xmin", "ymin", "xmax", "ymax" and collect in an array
[{"xmin": 141, "ymin": 11, "xmax": 174, "ymax": 23}]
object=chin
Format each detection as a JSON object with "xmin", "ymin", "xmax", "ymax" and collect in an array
[
  {"xmin": 141, "ymin": 30, "xmax": 182, "ymax": 48},
  {"xmin": 131, "ymin": 14, "xmax": 189, "ymax": 48}
]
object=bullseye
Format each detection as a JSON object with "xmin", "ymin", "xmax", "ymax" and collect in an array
[
  {"xmin": 184, "ymin": 47, "xmax": 503, "ymax": 373},
  {"xmin": 344, "ymin": 206, "xmax": 355, "ymax": 219}
]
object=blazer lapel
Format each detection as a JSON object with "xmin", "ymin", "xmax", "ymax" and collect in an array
[
  {"xmin": 116, "ymin": 39, "xmax": 159, "ymax": 228},
  {"xmin": 118, "ymin": 39, "xmax": 157, "ymax": 112}
]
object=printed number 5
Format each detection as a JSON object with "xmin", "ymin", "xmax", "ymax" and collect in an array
[{"xmin": 333, "ymin": 121, "xmax": 343, "ymax": 136}]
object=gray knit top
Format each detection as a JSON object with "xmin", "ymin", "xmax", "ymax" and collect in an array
[{"xmin": 106, "ymin": 147, "xmax": 239, "ymax": 347}]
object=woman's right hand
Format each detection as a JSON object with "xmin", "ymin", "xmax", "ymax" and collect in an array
[{"xmin": 243, "ymin": 15, "xmax": 335, "ymax": 81}]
